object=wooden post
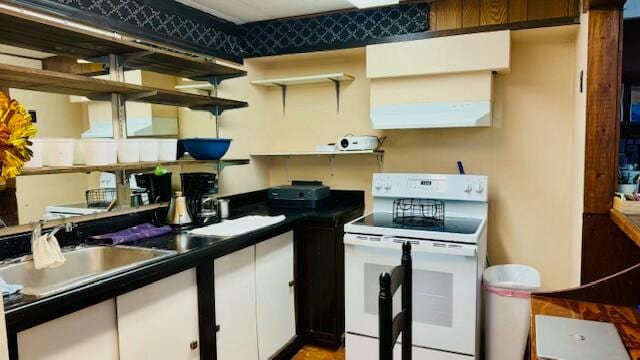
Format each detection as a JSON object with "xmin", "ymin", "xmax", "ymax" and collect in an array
[
  {"xmin": 580, "ymin": 4, "xmax": 640, "ymax": 284},
  {"xmin": 0, "ymin": 87, "xmax": 19, "ymax": 227}
]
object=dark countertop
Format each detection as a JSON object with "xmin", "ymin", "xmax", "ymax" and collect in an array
[{"xmin": 3, "ymin": 190, "xmax": 364, "ymax": 332}]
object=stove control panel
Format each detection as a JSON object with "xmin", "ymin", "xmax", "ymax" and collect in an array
[{"xmin": 372, "ymin": 173, "xmax": 488, "ymax": 202}]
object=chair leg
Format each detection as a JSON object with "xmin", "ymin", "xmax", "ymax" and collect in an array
[
  {"xmin": 379, "ymin": 273, "xmax": 393, "ymax": 360},
  {"xmin": 401, "ymin": 242, "xmax": 412, "ymax": 360}
]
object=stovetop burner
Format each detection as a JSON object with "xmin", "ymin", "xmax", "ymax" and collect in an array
[{"xmin": 352, "ymin": 212, "xmax": 482, "ymax": 235}]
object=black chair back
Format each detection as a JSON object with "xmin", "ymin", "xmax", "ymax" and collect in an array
[{"xmin": 378, "ymin": 242, "xmax": 412, "ymax": 360}]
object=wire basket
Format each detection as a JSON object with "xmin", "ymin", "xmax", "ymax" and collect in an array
[
  {"xmin": 393, "ymin": 198, "xmax": 445, "ymax": 228},
  {"xmin": 86, "ymin": 188, "xmax": 117, "ymax": 208}
]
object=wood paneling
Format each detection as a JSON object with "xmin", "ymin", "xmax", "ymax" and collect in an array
[
  {"xmin": 508, "ymin": 0, "xmax": 528, "ymax": 22},
  {"xmin": 435, "ymin": 0, "xmax": 463, "ymax": 30},
  {"xmin": 462, "ymin": 0, "xmax": 481, "ymax": 28},
  {"xmin": 428, "ymin": 0, "xmax": 579, "ymax": 32},
  {"xmin": 583, "ymin": 9, "xmax": 623, "ymax": 214},
  {"xmin": 480, "ymin": 0, "xmax": 508, "ymax": 25},
  {"xmin": 581, "ymin": 214, "xmax": 640, "ymax": 284}
]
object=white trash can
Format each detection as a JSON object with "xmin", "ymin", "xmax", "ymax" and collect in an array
[{"xmin": 483, "ymin": 264, "xmax": 540, "ymax": 360}]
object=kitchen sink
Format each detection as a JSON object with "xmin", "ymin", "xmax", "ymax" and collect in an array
[{"xmin": 0, "ymin": 246, "xmax": 175, "ymax": 297}]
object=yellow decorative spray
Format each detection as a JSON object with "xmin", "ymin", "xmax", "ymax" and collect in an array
[{"xmin": 0, "ymin": 92, "xmax": 37, "ymax": 181}]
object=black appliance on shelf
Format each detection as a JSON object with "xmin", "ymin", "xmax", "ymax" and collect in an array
[
  {"xmin": 268, "ymin": 180, "xmax": 331, "ymax": 208},
  {"xmin": 181, "ymin": 172, "xmax": 218, "ymax": 225},
  {"xmin": 134, "ymin": 172, "xmax": 172, "ymax": 204}
]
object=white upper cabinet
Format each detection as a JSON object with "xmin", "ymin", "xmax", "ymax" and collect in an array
[
  {"xmin": 214, "ymin": 246, "xmax": 259, "ymax": 360},
  {"xmin": 255, "ymin": 231, "xmax": 296, "ymax": 360},
  {"xmin": 366, "ymin": 30, "xmax": 511, "ymax": 79},
  {"xmin": 17, "ymin": 300, "xmax": 119, "ymax": 360},
  {"xmin": 117, "ymin": 269, "xmax": 200, "ymax": 360}
]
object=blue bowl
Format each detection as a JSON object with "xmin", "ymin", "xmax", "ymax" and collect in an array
[{"xmin": 179, "ymin": 138, "xmax": 232, "ymax": 160}]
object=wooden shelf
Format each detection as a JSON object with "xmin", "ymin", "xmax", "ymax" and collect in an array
[
  {"xmin": 0, "ymin": 64, "xmax": 248, "ymax": 113},
  {"xmin": 19, "ymin": 159, "xmax": 250, "ymax": 176},
  {"xmin": 610, "ymin": 209, "xmax": 640, "ymax": 248},
  {"xmin": 251, "ymin": 150, "xmax": 383, "ymax": 156},
  {"xmin": 0, "ymin": 5, "xmax": 246, "ymax": 82},
  {"xmin": 251, "ymin": 73, "xmax": 355, "ymax": 87}
]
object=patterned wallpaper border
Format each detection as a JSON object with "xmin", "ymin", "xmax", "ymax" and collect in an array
[
  {"xmin": 10, "ymin": 0, "xmax": 428, "ymax": 62},
  {"xmin": 241, "ymin": 3, "xmax": 428, "ymax": 58}
]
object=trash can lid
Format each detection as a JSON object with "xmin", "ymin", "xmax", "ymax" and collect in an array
[{"xmin": 483, "ymin": 264, "xmax": 541, "ymax": 291}]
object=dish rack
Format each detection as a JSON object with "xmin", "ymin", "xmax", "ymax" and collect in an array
[
  {"xmin": 393, "ymin": 198, "xmax": 445, "ymax": 227},
  {"xmin": 86, "ymin": 188, "xmax": 117, "ymax": 208}
]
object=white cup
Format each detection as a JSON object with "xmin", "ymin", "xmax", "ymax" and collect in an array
[
  {"xmin": 43, "ymin": 138, "xmax": 75, "ymax": 167},
  {"xmin": 117, "ymin": 139, "xmax": 141, "ymax": 163},
  {"xmin": 24, "ymin": 139, "xmax": 44, "ymax": 168},
  {"xmin": 84, "ymin": 139, "xmax": 117, "ymax": 166},
  {"xmin": 139, "ymin": 139, "xmax": 160, "ymax": 162},
  {"xmin": 158, "ymin": 139, "xmax": 178, "ymax": 161}
]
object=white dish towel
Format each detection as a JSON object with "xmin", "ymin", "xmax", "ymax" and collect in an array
[
  {"xmin": 189, "ymin": 215, "xmax": 286, "ymax": 237},
  {"xmin": 32, "ymin": 225, "xmax": 66, "ymax": 270}
]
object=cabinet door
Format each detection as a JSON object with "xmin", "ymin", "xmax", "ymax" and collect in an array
[
  {"xmin": 214, "ymin": 246, "xmax": 259, "ymax": 360},
  {"xmin": 298, "ymin": 225, "xmax": 343, "ymax": 347},
  {"xmin": 117, "ymin": 269, "xmax": 199, "ymax": 360},
  {"xmin": 17, "ymin": 300, "xmax": 119, "ymax": 360},
  {"xmin": 256, "ymin": 231, "xmax": 296, "ymax": 360}
]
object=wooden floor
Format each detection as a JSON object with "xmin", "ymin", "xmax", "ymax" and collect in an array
[{"xmin": 293, "ymin": 345, "xmax": 345, "ymax": 360}]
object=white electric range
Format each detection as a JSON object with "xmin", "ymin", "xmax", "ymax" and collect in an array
[{"xmin": 344, "ymin": 173, "xmax": 488, "ymax": 360}]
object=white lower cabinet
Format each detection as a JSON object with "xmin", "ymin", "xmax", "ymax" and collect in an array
[
  {"xmin": 214, "ymin": 231, "xmax": 295, "ymax": 360},
  {"xmin": 17, "ymin": 300, "xmax": 119, "ymax": 360},
  {"xmin": 117, "ymin": 269, "xmax": 200, "ymax": 360},
  {"xmin": 256, "ymin": 232, "xmax": 296, "ymax": 360},
  {"xmin": 214, "ymin": 245, "xmax": 259, "ymax": 360}
]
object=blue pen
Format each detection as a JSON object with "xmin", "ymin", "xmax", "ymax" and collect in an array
[{"xmin": 457, "ymin": 161, "xmax": 465, "ymax": 175}]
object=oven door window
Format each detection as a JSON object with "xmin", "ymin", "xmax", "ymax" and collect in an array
[{"xmin": 364, "ymin": 263, "xmax": 453, "ymax": 327}]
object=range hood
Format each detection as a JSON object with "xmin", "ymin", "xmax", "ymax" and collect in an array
[
  {"xmin": 366, "ymin": 30, "xmax": 510, "ymax": 130},
  {"xmin": 371, "ymin": 101, "xmax": 491, "ymax": 129}
]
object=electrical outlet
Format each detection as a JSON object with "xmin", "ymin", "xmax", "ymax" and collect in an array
[{"xmin": 28, "ymin": 110, "xmax": 37, "ymax": 123}]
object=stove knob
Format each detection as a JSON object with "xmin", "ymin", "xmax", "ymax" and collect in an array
[
  {"xmin": 384, "ymin": 182, "xmax": 392, "ymax": 191},
  {"xmin": 374, "ymin": 182, "xmax": 383, "ymax": 191},
  {"xmin": 464, "ymin": 184, "xmax": 473, "ymax": 193},
  {"xmin": 475, "ymin": 183, "xmax": 485, "ymax": 193}
]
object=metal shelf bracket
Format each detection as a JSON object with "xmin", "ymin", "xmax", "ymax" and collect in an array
[
  {"xmin": 275, "ymin": 83, "xmax": 287, "ymax": 116},
  {"xmin": 330, "ymin": 78, "xmax": 341, "ymax": 114}
]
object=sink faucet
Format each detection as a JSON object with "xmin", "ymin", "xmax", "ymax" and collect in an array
[{"xmin": 0, "ymin": 216, "xmax": 7, "ymax": 228}]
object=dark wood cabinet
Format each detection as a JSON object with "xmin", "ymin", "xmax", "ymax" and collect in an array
[{"xmin": 295, "ymin": 208, "xmax": 362, "ymax": 349}]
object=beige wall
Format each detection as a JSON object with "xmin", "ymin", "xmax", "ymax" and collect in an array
[{"xmin": 246, "ymin": 26, "xmax": 583, "ymax": 290}]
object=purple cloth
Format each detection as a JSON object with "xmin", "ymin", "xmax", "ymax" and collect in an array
[{"xmin": 88, "ymin": 223, "xmax": 172, "ymax": 245}]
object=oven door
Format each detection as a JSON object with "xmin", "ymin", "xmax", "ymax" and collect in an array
[{"xmin": 344, "ymin": 233, "xmax": 479, "ymax": 356}]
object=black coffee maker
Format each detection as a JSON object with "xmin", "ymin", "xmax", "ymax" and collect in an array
[{"xmin": 181, "ymin": 172, "xmax": 218, "ymax": 225}]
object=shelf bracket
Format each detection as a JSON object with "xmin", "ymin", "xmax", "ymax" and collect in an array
[
  {"xmin": 193, "ymin": 73, "xmax": 247, "ymax": 86},
  {"xmin": 275, "ymin": 83, "xmax": 287, "ymax": 116},
  {"xmin": 330, "ymin": 79, "xmax": 340, "ymax": 114}
]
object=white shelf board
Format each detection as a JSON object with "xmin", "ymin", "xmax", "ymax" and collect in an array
[
  {"xmin": 251, "ymin": 73, "xmax": 355, "ymax": 87},
  {"xmin": 251, "ymin": 150, "xmax": 383, "ymax": 156}
]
